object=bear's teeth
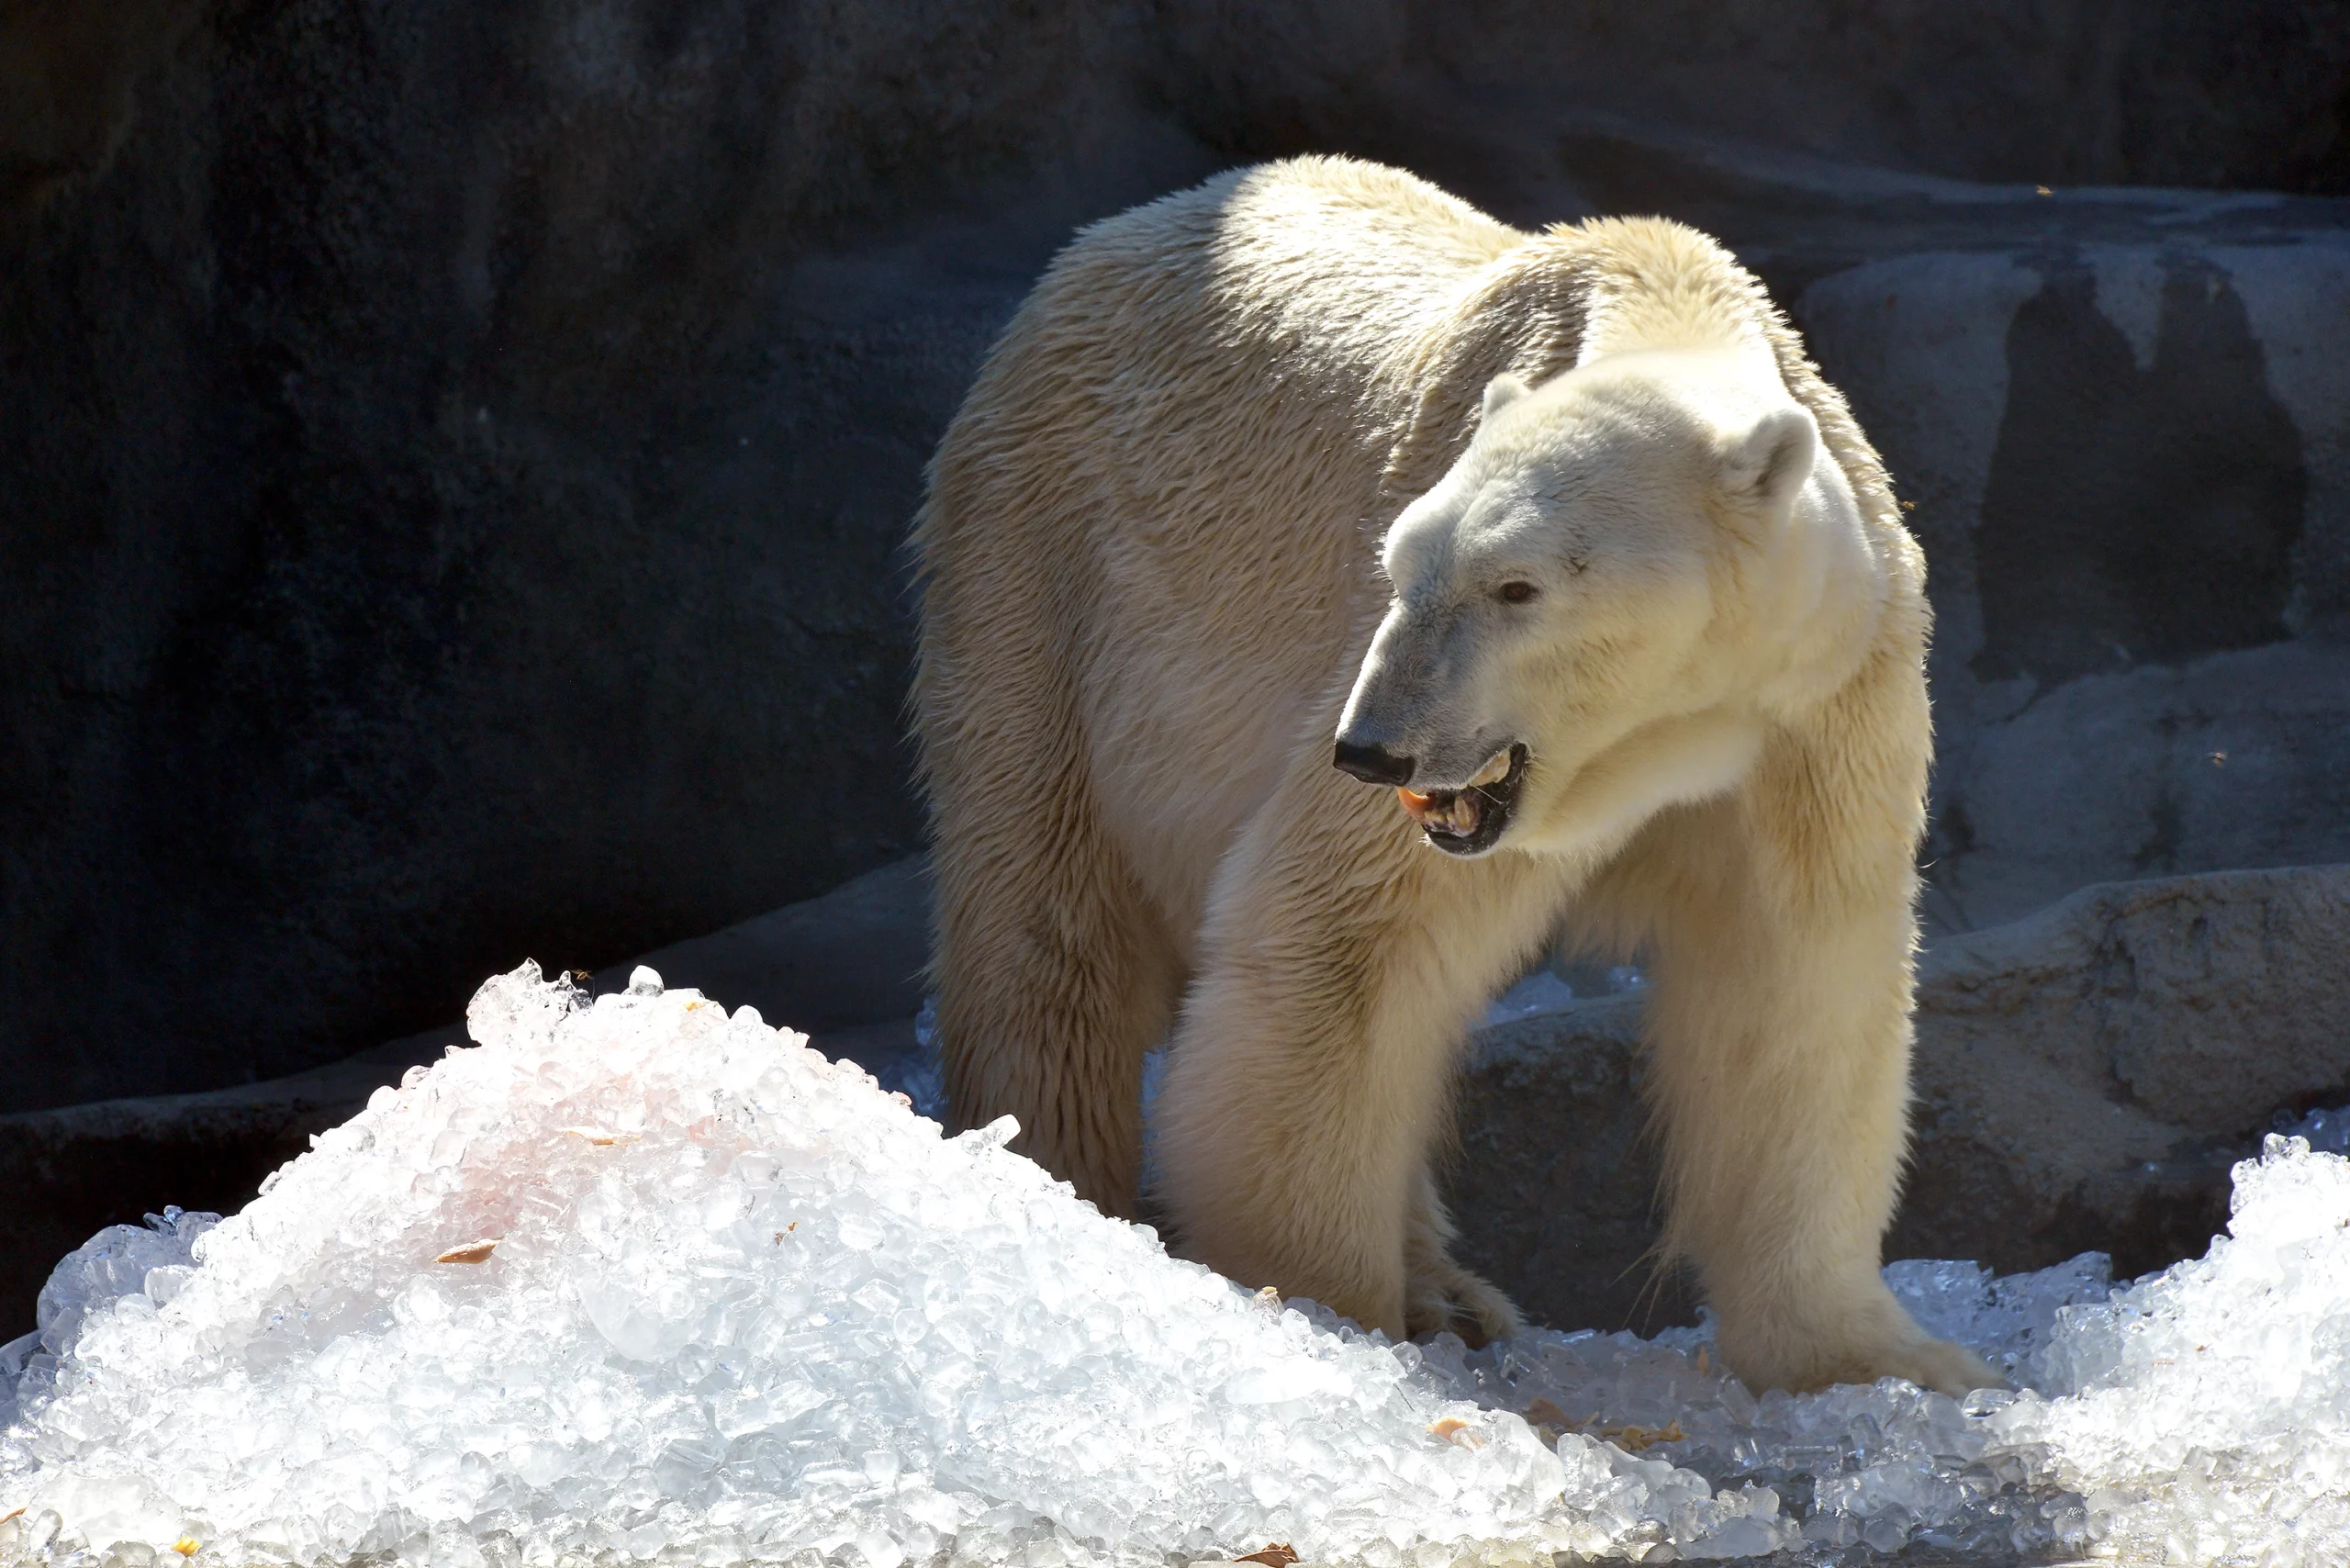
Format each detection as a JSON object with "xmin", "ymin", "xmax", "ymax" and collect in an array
[
  {"xmin": 1399, "ymin": 787, "xmax": 1482, "ymax": 835},
  {"xmin": 1469, "ymin": 749, "xmax": 1513, "ymax": 788}
]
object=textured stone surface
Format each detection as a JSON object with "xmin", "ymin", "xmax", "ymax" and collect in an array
[
  {"xmin": 589, "ymin": 856, "xmax": 932, "ymax": 1036},
  {"xmin": 7, "ymin": 0, "xmax": 2350, "ymax": 1115},
  {"xmin": 1510, "ymin": 116, "xmax": 2350, "ymax": 935},
  {"xmin": 1912, "ymin": 865, "xmax": 2350, "ymax": 1134},
  {"xmin": 1447, "ymin": 865, "xmax": 2350, "ymax": 1334},
  {"xmin": 1446, "ymin": 992, "xmax": 1673, "ymax": 1331},
  {"xmin": 0, "ymin": 0, "xmax": 1211, "ymax": 1114},
  {"xmin": 1886, "ymin": 865, "xmax": 2350, "ymax": 1282},
  {"xmin": 1791, "ymin": 228, "xmax": 2350, "ymax": 934}
]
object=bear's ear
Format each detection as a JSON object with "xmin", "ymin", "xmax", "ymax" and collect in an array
[
  {"xmin": 1481, "ymin": 373, "xmax": 1530, "ymax": 424},
  {"xmin": 1718, "ymin": 405, "xmax": 1818, "ymax": 513}
]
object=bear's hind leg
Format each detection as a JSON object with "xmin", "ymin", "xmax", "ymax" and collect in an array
[{"xmin": 932, "ymin": 816, "xmax": 1182, "ymax": 1222}]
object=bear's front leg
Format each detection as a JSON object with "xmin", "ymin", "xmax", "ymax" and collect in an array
[
  {"xmin": 1634, "ymin": 813, "xmax": 2000, "ymax": 1396},
  {"xmin": 1152, "ymin": 779, "xmax": 1554, "ymax": 1340}
]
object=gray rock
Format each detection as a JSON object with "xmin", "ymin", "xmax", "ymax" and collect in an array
[
  {"xmin": 1794, "ymin": 231, "xmax": 2350, "ymax": 935},
  {"xmin": 1447, "ymin": 864, "xmax": 2350, "ymax": 1334},
  {"xmin": 1504, "ymin": 113, "xmax": 2350, "ymax": 935},
  {"xmin": 593, "ymin": 856, "xmax": 932, "ymax": 1036},
  {"xmin": 11, "ymin": 1, "xmax": 2350, "ymax": 1354},
  {"xmin": 600, "ymin": 855, "xmax": 933, "ymax": 1085},
  {"xmin": 1447, "ymin": 991, "xmax": 1673, "ymax": 1332},
  {"xmin": 0, "ymin": 0, "xmax": 1214, "ymax": 1115},
  {"xmin": 1890, "ymin": 863, "xmax": 2350, "ymax": 1280}
]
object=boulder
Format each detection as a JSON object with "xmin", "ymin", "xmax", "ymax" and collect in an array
[
  {"xmin": 590, "ymin": 856, "xmax": 932, "ymax": 1037},
  {"xmin": 1446, "ymin": 864, "xmax": 2350, "ymax": 1333},
  {"xmin": 1446, "ymin": 991, "xmax": 1671, "ymax": 1329},
  {"xmin": 1888, "ymin": 863, "xmax": 2350, "ymax": 1279},
  {"xmin": 595, "ymin": 855, "xmax": 934, "ymax": 1085},
  {"xmin": 1796, "ymin": 231, "xmax": 2350, "ymax": 935}
]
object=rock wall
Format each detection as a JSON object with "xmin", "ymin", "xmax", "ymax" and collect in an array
[
  {"xmin": 1535, "ymin": 127, "xmax": 2350, "ymax": 933},
  {"xmin": 0, "ymin": 0, "xmax": 1210, "ymax": 1112},
  {"xmin": 1790, "ymin": 210, "xmax": 2350, "ymax": 932},
  {"xmin": 6, "ymin": 0, "xmax": 2349, "ymax": 1112}
]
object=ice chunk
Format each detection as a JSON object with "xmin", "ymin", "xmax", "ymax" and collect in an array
[
  {"xmin": 1990, "ymin": 1133, "xmax": 2350, "ymax": 1564},
  {"xmin": 31, "ymin": 1208, "xmax": 218, "ymax": 1361},
  {"xmin": 1414, "ymin": 1140, "xmax": 2350, "ymax": 1563},
  {"xmin": 877, "ymin": 996, "xmax": 948, "ymax": 1121},
  {"xmin": 1884, "ymin": 1249, "xmax": 2113, "ymax": 1384},
  {"xmin": 0, "ymin": 1207, "xmax": 218, "ymax": 1439},
  {"xmin": 2271, "ymin": 1098, "xmax": 2350, "ymax": 1156},
  {"xmin": 1477, "ymin": 971, "xmax": 1579, "ymax": 1026},
  {"xmin": 0, "ymin": 1334, "xmax": 34, "ymax": 1434}
]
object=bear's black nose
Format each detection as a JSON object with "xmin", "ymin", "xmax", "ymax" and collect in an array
[{"xmin": 1333, "ymin": 740, "xmax": 1416, "ymax": 786}]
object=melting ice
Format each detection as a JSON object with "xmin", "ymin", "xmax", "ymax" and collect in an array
[{"xmin": 2, "ymin": 966, "xmax": 2346, "ymax": 1566}]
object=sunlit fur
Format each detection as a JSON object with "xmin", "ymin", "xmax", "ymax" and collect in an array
[{"xmin": 912, "ymin": 156, "xmax": 1995, "ymax": 1395}]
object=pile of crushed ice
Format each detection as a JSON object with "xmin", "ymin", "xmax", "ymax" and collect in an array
[{"xmin": 3, "ymin": 968, "xmax": 2345, "ymax": 1567}]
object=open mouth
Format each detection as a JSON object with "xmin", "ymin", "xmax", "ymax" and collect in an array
[{"xmin": 1395, "ymin": 744, "xmax": 1528, "ymax": 857}]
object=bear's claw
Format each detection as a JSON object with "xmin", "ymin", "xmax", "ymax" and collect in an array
[{"xmin": 1404, "ymin": 1259, "xmax": 1526, "ymax": 1349}]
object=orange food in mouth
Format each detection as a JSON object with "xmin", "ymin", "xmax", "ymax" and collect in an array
[
  {"xmin": 1397, "ymin": 784, "xmax": 1483, "ymax": 835},
  {"xmin": 1383, "ymin": 745, "xmax": 1524, "ymax": 853}
]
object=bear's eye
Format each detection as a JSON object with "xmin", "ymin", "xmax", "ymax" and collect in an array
[{"xmin": 1494, "ymin": 580, "xmax": 1539, "ymax": 604}]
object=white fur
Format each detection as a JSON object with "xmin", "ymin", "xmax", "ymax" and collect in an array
[{"xmin": 912, "ymin": 156, "xmax": 1993, "ymax": 1395}]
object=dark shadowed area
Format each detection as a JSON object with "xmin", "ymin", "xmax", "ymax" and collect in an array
[
  {"xmin": 1972, "ymin": 255, "xmax": 2306, "ymax": 683},
  {"xmin": 6, "ymin": 0, "xmax": 2350, "ymax": 1123}
]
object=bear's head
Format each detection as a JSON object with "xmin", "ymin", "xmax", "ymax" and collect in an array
[{"xmin": 1333, "ymin": 349, "xmax": 1888, "ymax": 860}]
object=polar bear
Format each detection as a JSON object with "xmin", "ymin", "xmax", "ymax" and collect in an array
[{"xmin": 912, "ymin": 156, "xmax": 1992, "ymax": 1395}]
